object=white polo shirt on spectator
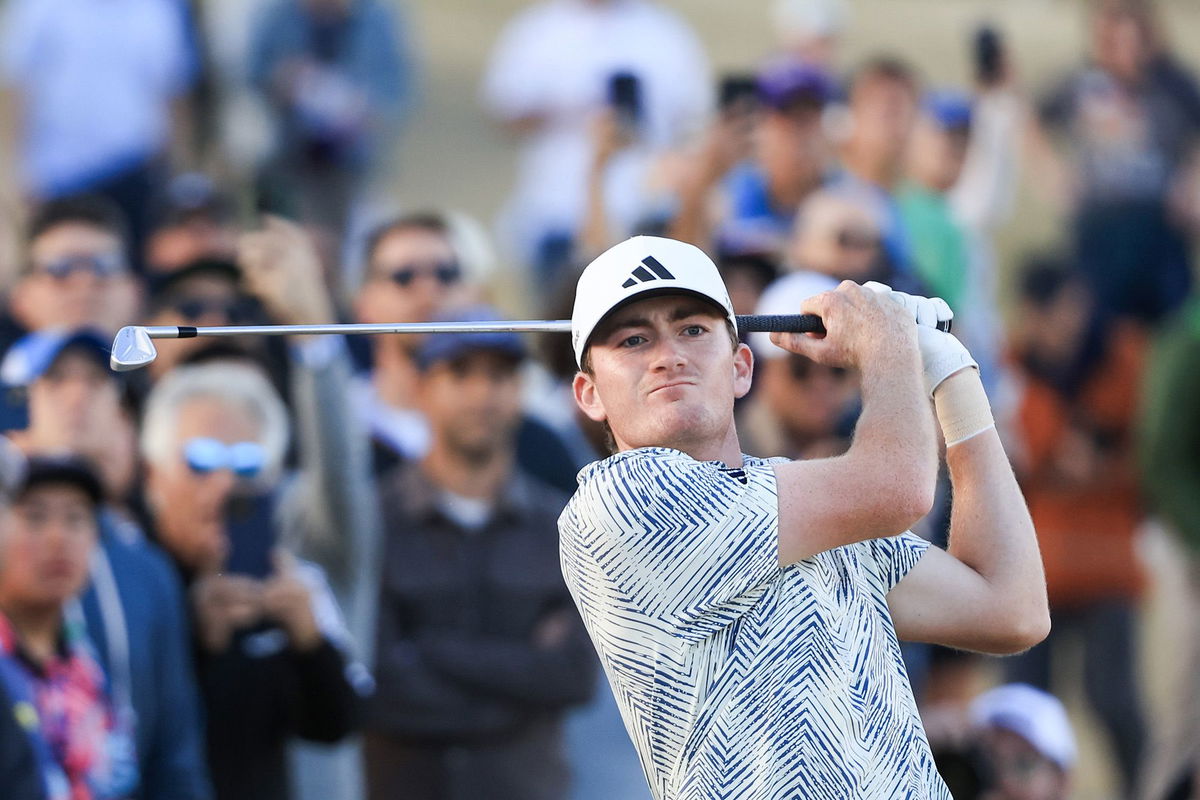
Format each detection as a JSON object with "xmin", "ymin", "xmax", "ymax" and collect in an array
[
  {"xmin": 481, "ymin": 0, "xmax": 711, "ymax": 261},
  {"xmin": 559, "ymin": 447, "xmax": 952, "ymax": 800},
  {"xmin": 0, "ymin": 0, "xmax": 194, "ymax": 196}
]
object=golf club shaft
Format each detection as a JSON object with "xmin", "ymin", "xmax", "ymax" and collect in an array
[{"xmin": 137, "ymin": 314, "xmax": 827, "ymax": 340}]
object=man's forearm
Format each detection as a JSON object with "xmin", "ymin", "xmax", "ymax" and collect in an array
[{"xmin": 942, "ymin": 372, "xmax": 1048, "ymax": 635}]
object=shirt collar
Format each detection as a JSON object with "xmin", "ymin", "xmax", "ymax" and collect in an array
[{"xmin": 395, "ymin": 462, "xmax": 535, "ymax": 526}]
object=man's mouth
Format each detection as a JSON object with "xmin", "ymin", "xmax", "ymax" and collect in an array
[{"xmin": 648, "ymin": 380, "xmax": 697, "ymax": 396}]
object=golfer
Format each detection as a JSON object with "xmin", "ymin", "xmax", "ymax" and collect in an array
[{"xmin": 559, "ymin": 236, "xmax": 1048, "ymax": 799}]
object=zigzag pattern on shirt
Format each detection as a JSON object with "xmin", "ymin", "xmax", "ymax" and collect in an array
[{"xmin": 559, "ymin": 448, "xmax": 952, "ymax": 800}]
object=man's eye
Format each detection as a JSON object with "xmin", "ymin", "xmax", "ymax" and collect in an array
[
  {"xmin": 621, "ymin": 335, "xmax": 647, "ymax": 347},
  {"xmin": 683, "ymin": 325, "xmax": 706, "ymax": 336}
]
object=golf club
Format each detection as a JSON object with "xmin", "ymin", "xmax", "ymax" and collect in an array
[{"xmin": 109, "ymin": 314, "xmax": 854, "ymax": 372}]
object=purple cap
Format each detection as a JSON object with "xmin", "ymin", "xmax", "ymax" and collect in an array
[
  {"xmin": 923, "ymin": 89, "xmax": 973, "ymax": 131},
  {"xmin": 757, "ymin": 59, "xmax": 836, "ymax": 111}
]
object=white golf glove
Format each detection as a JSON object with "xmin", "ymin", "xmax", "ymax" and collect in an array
[{"xmin": 862, "ymin": 281, "xmax": 978, "ymax": 397}]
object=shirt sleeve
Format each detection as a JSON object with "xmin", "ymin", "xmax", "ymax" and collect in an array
[
  {"xmin": 564, "ymin": 449, "xmax": 780, "ymax": 643},
  {"xmin": 864, "ymin": 531, "xmax": 931, "ymax": 593}
]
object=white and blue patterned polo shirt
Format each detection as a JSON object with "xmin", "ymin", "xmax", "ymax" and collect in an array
[{"xmin": 559, "ymin": 447, "xmax": 952, "ymax": 800}]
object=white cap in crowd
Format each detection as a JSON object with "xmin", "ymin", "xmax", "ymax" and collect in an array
[
  {"xmin": 571, "ymin": 236, "xmax": 738, "ymax": 367},
  {"xmin": 749, "ymin": 270, "xmax": 839, "ymax": 360},
  {"xmin": 971, "ymin": 683, "xmax": 1077, "ymax": 771}
]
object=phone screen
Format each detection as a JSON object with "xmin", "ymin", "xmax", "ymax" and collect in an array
[
  {"xmin": 223, "ymin": 493, "xmax": 277, "ymax": 579},
  {"xmin": 607, "ymin": 71, "xmax": 643, "ymax": 126}
]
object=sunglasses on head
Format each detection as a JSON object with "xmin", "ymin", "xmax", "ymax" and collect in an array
[
  {"xmin": 788, "ymin": 356, "xmax": 849, "ymax": 383},
  {"xmin": 183, "ymin": 437, "xmax": 266, "ymax": 478},
  {"xmin": 378, "ymin": 260, "xmax": 462, "ymax": 288},
  {"xmin": 36, "ymin": 252, "xmax": 127, "ymax": 280},
  {"xmin": 172, "ymin": 297, "xmax": 252, "ymax": 323},
  {"xmin": 834, "ymin": 229, "xmax": 880, "ymax": 250}
]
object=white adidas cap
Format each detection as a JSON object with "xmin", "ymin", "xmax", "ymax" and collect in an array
[
  {"xmin": 971, "ymin": 683, "xmax": 1077, "ymax": 771},
  {"xmin": 572, "ymin": 236, "xmax": 737, "ymax": 367}
]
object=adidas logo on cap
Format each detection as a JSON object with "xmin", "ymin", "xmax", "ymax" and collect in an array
[{"xmin": 621, "ymin": 256, "xmax": 676, "ymax": 288}]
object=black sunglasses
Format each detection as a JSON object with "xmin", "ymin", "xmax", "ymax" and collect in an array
[
  {"xmin": 835, "ymin": 229, "xmax": 880, "ymax": 250},
  {"xmin": 379, "ymin": 260, "xmax": 462, "ymax": 287},
  {"xmin": 172, "ymin": 297, "xmax": 253, "ymax": 323}
]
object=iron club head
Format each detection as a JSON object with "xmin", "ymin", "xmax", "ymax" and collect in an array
[{"xmin": 110, "ymin": 326, "xmax": 158, "ymax": 372}]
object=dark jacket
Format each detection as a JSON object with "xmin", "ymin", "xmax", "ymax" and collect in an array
[
  {"xmin": 81, "ymin": 511, "xmax": 212, "ymax": 800},
  {"xmin": 367, "ymin": 463, "xmax": 595, "ymax": 743},
  {"xmin": 0, "ymin": 678, "xmax": 43, "ymax": 800}
]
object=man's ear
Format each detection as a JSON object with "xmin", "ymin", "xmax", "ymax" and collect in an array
[
  {"xmin": 733, "ymin": 343, "xmax": 754, "ymax": 400},
  {"xmin": 573, "ymin": 371, "xmax": 608, "ymax": 423}
]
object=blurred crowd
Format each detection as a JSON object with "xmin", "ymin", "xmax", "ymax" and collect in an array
[{"xmin": 0, "ymin": 0, "xmax": 1198, "ymax": 798}]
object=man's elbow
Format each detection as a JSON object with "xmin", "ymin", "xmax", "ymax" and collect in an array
[
  {"xmin": 883, "ymin": 480, "xmax": 936, "ymax": 534},
  {"xmin": 985, "ymin": 607, "xmax": 1052, "ymax": 655}
]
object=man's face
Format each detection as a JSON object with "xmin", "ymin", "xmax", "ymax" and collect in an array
[
  {"xmin": 149, "ymin": 275, "xmax": 250, "ymax": 377},
  {"xmin": 792, "ymin": 198, "xmax": 881, "ymax": 281},
  {"xmin": 760, "ymin": 354, "xmax": 856, "ymax": 445},
  {"xmin": 16, "ymin": 223, "xmax": 138, "ymax": 332},
  {"xmin": 849, "ymin": 75, "xmax": 917, "ymax": 163},
  {"xmin": 574, "ymin": 295, "xmax": 752, "ymax": 455},
  {"xmin": 419, "ymin": 351, "xmax": 524, "ymax": 462},
  {"xmin": 27, "ymin": 349, "xmax": 122, "ymax": 456},
  {"xmin": 145, "ymin": 397, "xmax": 262, "ymax": 573},
  {"xmin": 982, "ymin": 729, "xmax": 1070, "ymax": 800},
  {"xmin": 355, "ymin": 229, "xmax": 464, "ymax": 327},
  {"xmin": 757, "ymin": 108, "xmax": 826, "ymax": 188},
  {"xmin": 0, "ymin": 485, "xmax": 97, "ymax": 608},
  {"xmin": 906, "ymin": 117, "xmax": 970, "ymax": 194}
]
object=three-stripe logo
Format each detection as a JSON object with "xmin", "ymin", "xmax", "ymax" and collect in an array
[{"xmin": 621, "ymin": 256, "xmax": 676, "ymax": 288}]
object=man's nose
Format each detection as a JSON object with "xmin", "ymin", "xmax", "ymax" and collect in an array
[{"xmin": 649, "ymin": 336, "xmax": 687, "ymax": 370}]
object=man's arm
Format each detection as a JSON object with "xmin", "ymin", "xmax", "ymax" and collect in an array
[
  {"xmin": 770, "ymin": 284, "xmax": 939, "ymax": 564},
  {"xmin": 886, "ymin": 369, "xmax": 1050, "ymax": 654}
]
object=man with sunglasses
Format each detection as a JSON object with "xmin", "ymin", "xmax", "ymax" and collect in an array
[
  {"xmin": 139, "ymin": 361, "xmax": 366, "ymax": 800},
  {"xmin": 1, "ymin": 197, "xmax": 141, "ymax": 359},
  {"xmin": 785, "ymin": 186, "xmax": 888, "ymax": 284}
]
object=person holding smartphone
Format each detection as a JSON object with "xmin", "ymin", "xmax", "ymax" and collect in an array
[{"xmin": 139, "ymin": 360, "xmax": 367, "ymax": 800}]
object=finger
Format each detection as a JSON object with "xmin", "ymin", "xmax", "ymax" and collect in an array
[
  {"xmin": 271, "ymin": 547, "xmax": 297, "ymax": 577},
  {"xmin": 861, "ymin": 281, "xmax": 893, "ymax": 296},
  {"xmin": 914, "ymin": 298, "xmax": 937, "ymax": 329},
  {"xmin": 931, "ymin": 296, "xmax": 954, "ymax": 323}
]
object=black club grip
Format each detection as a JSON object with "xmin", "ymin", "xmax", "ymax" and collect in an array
[{"xmin": 734, "ymin": 314, "xmax": 951, "ymax": 337}]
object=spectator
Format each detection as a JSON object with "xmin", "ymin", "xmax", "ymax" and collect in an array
[
  {"xmin": 0, "ymin": 0, "xmax": 198, "ymax": 268},
  {"xmin": 0, "ymin": 456, "xmax": 139, "ymax": 799},
  {"xmin": 1138, "ymin": 291, "xmax": 1200, "ymax": 798},
  {"xmin": 741, "ymin": 270, "xmax": 855, "ymax": 460},
  {"xmin": 899, "ymin": 90, "xmax": 973, "ymax": 312},
  {"xmin": 716, "ymin": 250, "xmax": 780, "ymax": 317},
  {"xmin": 481, "ymin": 0, "xmax": 711, "ymax": 279},
  {"xmin": 785, "ymin": 186, "xmax": 887, "ymax": 283},
  {"xmin": 364, "ymin": 307, "xmax": 595, "ymax": 800},
  {"xmin": 0, "ymin": 329, "xmax": 213, "ymax": 800},
  {"xmin": 970, "ymin": 684, "xmax": 1076, "ymax": 800},
  {"xmin": 139, "ymin": 362, "xmax": 367, "ymax": 800},
  {"xmin": 247, "ymin": 0, "xmax": 415, "ymax": 239},
  {"xmin": 671, "ymin": 60, "xmax": 834, "ymax": 256},
  {"xmin": 1004, "ymin": 259, "xmax": 1147, "ymax": 794},
  {"xmin": 834, "ymin": 56, "xmax": 922, "ymax": 276},
  {"xmin": 1, "ymin": 197, "xmax": 140, "ymax": 357},
  {"xmin": 144, "ymin": 174, "xmax": 240, "ymax": 274},
  {"xmin": 1034, "ymin": 0, "xmax": 1200, "ymax": 323}
]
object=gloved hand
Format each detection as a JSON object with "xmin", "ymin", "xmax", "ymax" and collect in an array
[{"xmin": 862, "ymin": 281, "xmax": 978, "ymax": 397}]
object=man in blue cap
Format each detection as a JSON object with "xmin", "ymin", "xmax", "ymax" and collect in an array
[{"xmin": 363, "ymin": 306, "xmax": 595, "ymax": 800}]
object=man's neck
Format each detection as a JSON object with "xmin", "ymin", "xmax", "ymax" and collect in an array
[
  {"xmin": 618, "ymin": 426, "xmax": 744, "ymax": 468},
  {"xmin": 842, "ymin": 145, "xmax": 900, "ymax": 190},
  {"xmin": 0, "ymin": 600, "xmax": 64, "ymax": 667},
  {"xmin": 373, "ymin": 338, "xmax": 421, "ymax": 409},
  {"xmin": 421, "ymin": 444, "xmax": 512, "ymax": 502}
]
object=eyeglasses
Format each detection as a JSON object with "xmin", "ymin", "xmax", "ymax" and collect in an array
[
  {"xmin": 35, "ymin": 252, "xmax": 127, "ymax": 280},
  {"xmin": 172, "ymin": 297, "xmax": 252, "ymax": 323},
  {"xmin": 834, "ymin": 229, "xmax": 880, "ymax": 251},
  {"xmin": 183, "ymin": 437, "xmax": 266, "ymax": 478},
  {"xmin": 378, "ymin": 260, "xmax": 462, "ymax": 288},
  {"xmin": 788, "ymin": 356, "xmax": 849, "ymax": 383}
]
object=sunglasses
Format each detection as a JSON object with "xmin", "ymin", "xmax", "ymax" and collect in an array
[
  {"xmin": 172, "ymin": 297, "xmax": 252, "ymax": 323},
  {"xmin": 378, "ymin": 260, "xmax": 462, "ymax": 288},
  {"xmin": 184, "ymin": 437, "xmax": 266, "ymax": 478},
  {"xmin": 788, "ymin": 356, "xmax": 850, "ymax": 383},
  {"xmin": 36, "ymin": 252, "xmax": 127, "ymax": 280},
  {"xmin": 834, "ymin": 229, "xmax": 880, "ymax": 250}
]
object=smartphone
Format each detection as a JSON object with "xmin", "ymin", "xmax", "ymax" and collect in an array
[
  {"xmin": 223, "ymin": 492, "xmax": 277, "ymax": 579},
  {"xmin": 973, "ymin": 25, "xmax": 1004, "ymax": 86},
  {"xmin": 718, "ymin": 73, "xmax": 760, "ymax": 115},
  {"xmin": 607, "ymin": 71, "xmax": 643, "ymax": 128}
]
